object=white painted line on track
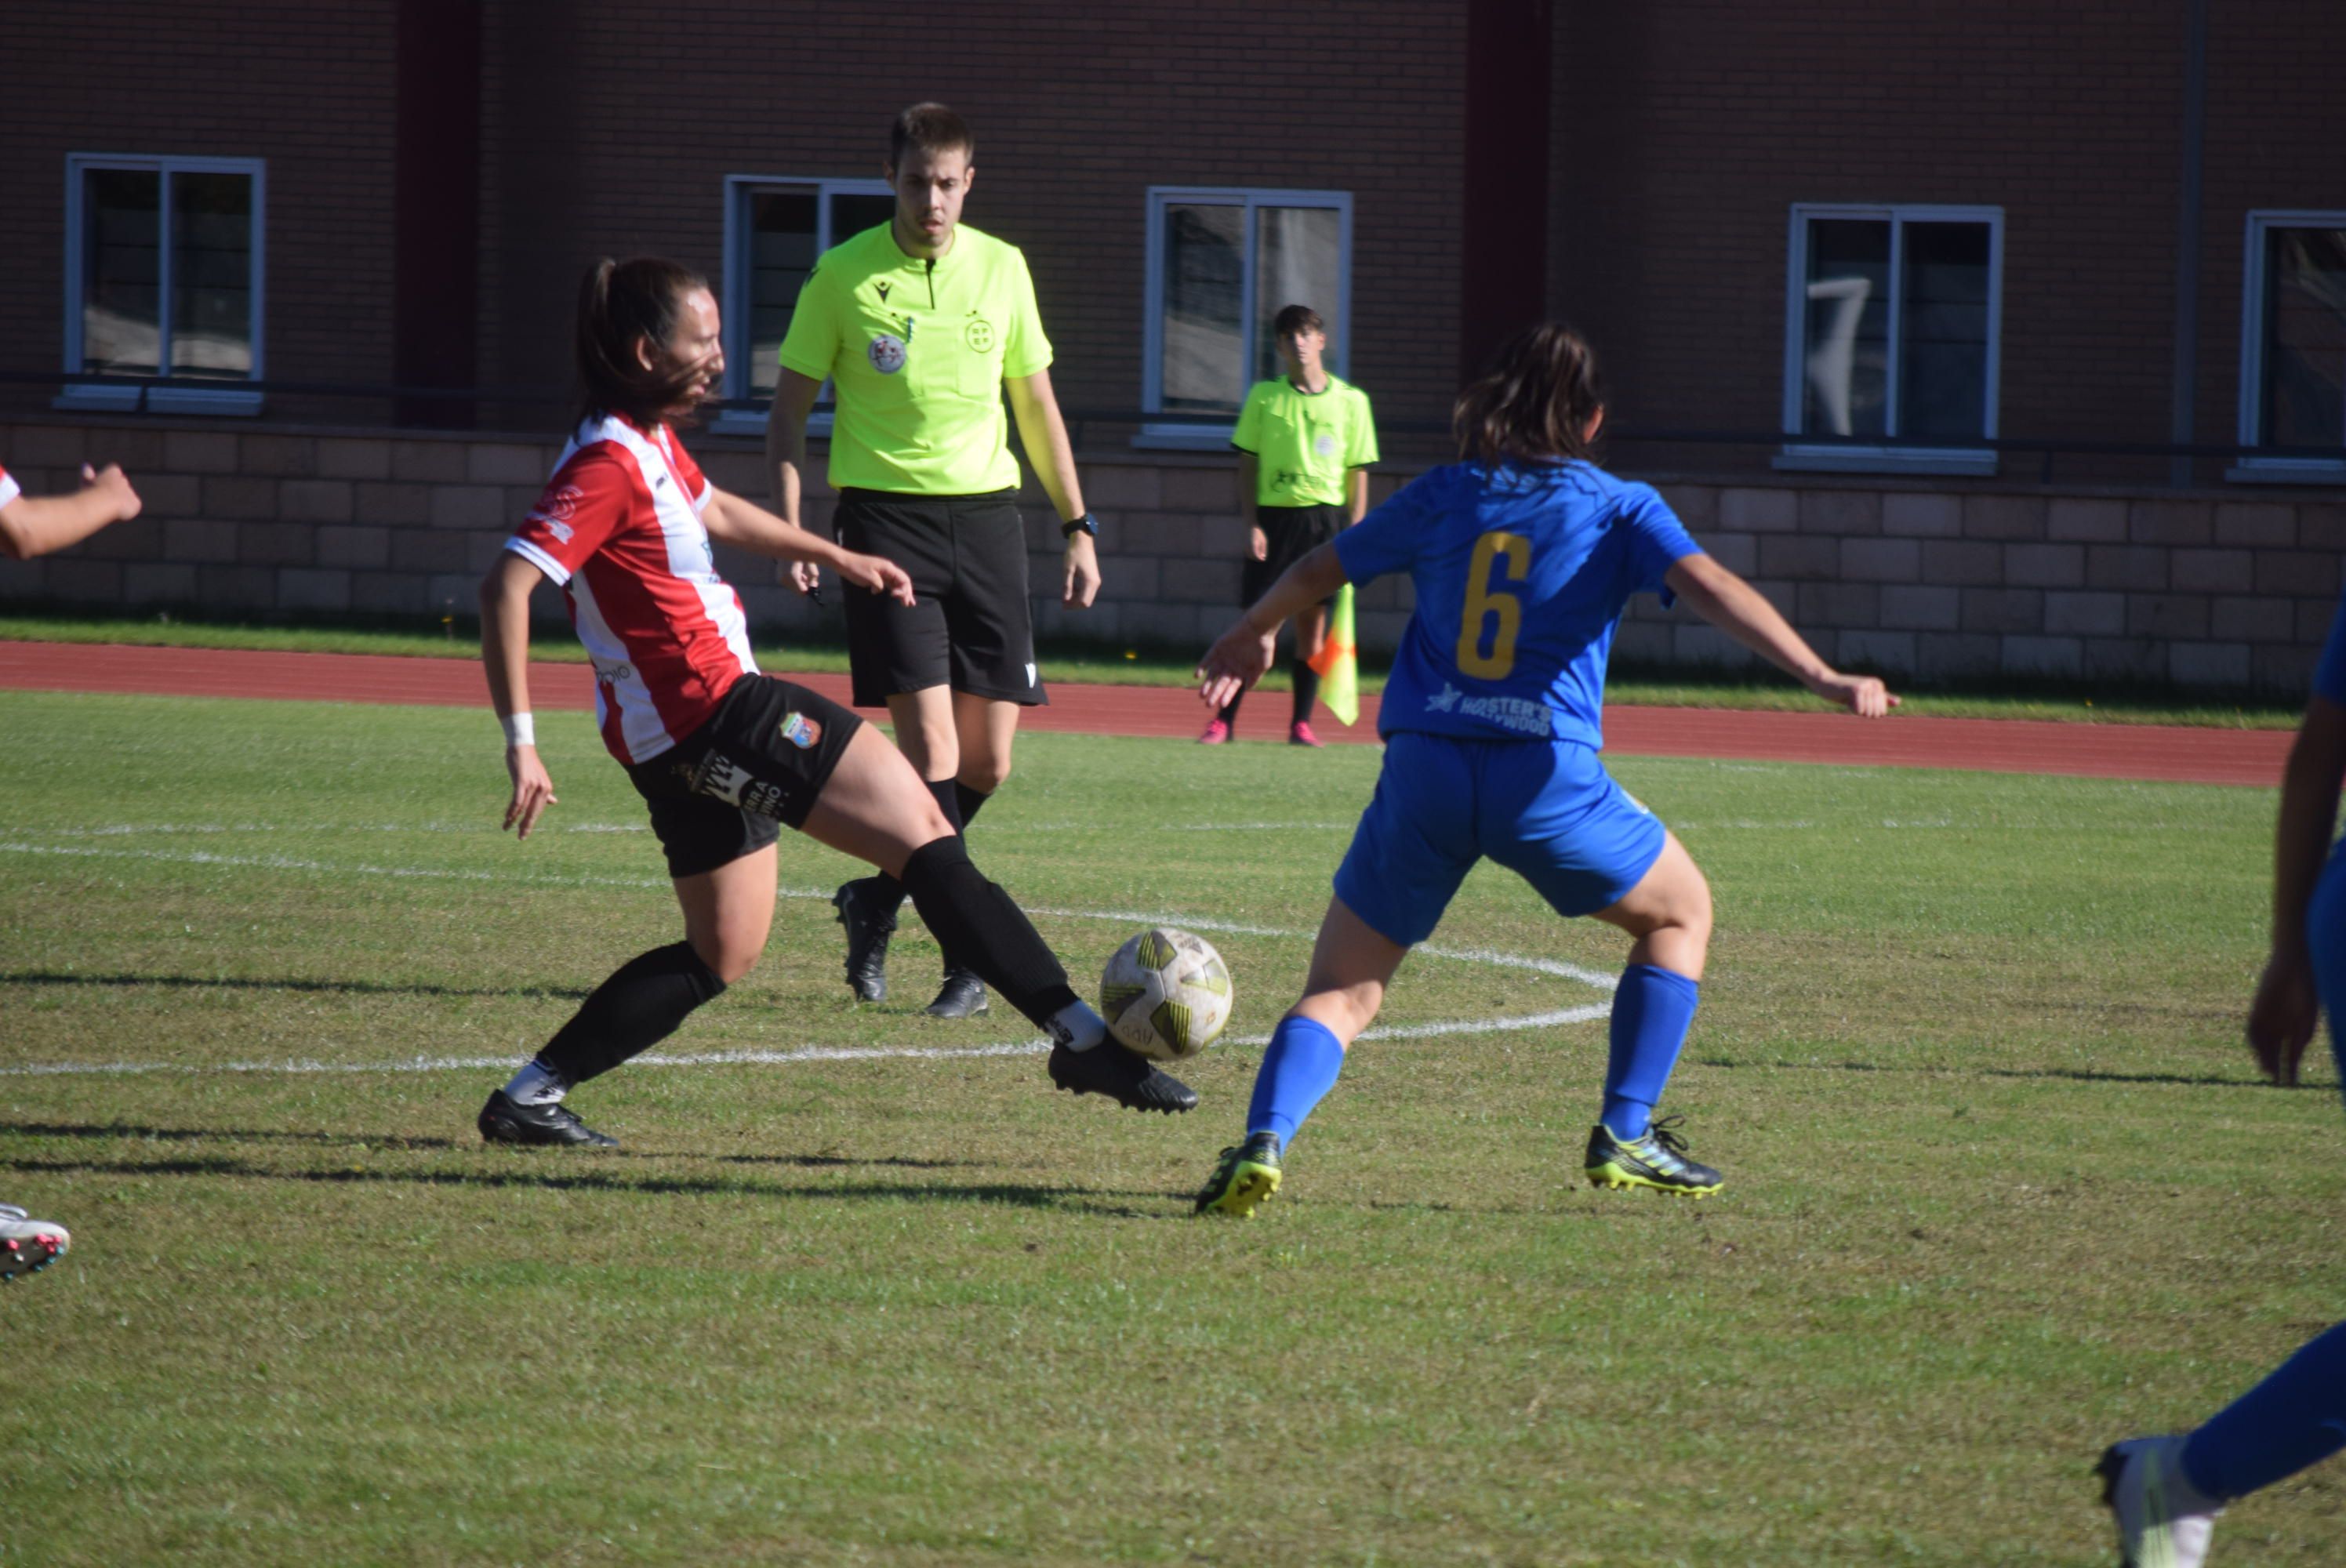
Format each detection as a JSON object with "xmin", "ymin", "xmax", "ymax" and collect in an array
[{"xmin": 0, "ymin": 836, "xmax": 1618, "ymax": 1079}]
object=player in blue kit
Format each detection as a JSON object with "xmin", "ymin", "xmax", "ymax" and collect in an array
[
  {"xmin": 2096, "ymin": 593, "xmax": 2346, "ymax": 1567},
  {"xmin": 1192, "ymin": 322, "xmax": 1895, "ymax": 1217}
]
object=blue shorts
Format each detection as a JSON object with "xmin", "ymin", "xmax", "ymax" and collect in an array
[
  {"xmin": 1333, "ymin": 731, "xmax": 1669, "ymax": 947},
  {"xmin": 2308, "ymin": 846, "xmax": 2346, "ymax": 1106}
]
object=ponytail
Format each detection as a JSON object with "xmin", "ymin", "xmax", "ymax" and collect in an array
[
  {"xmin": 1451, "ymin": 322, "xmax": 1608, "ymax": 468},
  {"xmin": 573, "ymin": 256, "xmax": 711, "ymax": 427}
]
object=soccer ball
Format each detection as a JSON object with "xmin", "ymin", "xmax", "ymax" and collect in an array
[{"xmin": 1099, "ymin": 927, "xmax": 1233, "ymax": 1062}]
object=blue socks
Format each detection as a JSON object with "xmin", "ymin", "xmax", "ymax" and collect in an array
[
  {"xmin": 1247, "ymin": 1014, "xmax": 1348, "ymax": 1145},
  {"xmin": 2181, "ymin": 1317, "xmax": 2346, "ymax": 1501},
  {"xmin": 1600, "ymin": 964, "xmax": 1701, "ymax": 1140}
]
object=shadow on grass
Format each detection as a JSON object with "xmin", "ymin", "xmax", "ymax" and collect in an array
[
  {"xmin": 0, "ymin": 970, "xmax": 591, "ymax": 1002},
  {"xmin": 1694, "ymin": 1054, "xmax": 2283, "ymax": 1091},
  {"xmin": 0, "ymin": 1121, "xmax": 985, "ymax": 1171},
  {"xmin": 0, "ymin": 1152, "xmax": 1166, "ymax": 1218}
]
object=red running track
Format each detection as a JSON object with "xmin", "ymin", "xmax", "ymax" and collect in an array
[{"xmin": 0, "ymin": 640, "xmax": 2291, "ymax": 788}]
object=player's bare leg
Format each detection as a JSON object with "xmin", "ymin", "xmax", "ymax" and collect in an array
[{"xmin": 1582, "ymin": 832, "xmax": 1722, "ymax": 1195}]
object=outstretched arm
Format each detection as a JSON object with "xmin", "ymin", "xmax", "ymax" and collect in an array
[
  {"xmin": 479, "ymin": 552, "xmax": 557, "ymax": 839},
  {"xmin": 1665, "ymin": 552, "xmax": 1897, "ymax": 717},
  {"xmin": 703, "ymin": 488, "xmax": 914, "ymax": 607},
  {"xmin": 2247, "ymin": 696, "xmax": 2346, "ymax": 1085},
  {"xmin": 0, "ymin": 464, "xmax": 142, "ymax": 560},
  {"xmin": 1197, "ymin": 542, "xmax": 1349, "ymax": 710}
]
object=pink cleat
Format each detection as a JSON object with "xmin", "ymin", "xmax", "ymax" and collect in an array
[
  {"xmin": 1198, "ymin": 717, "xmax": 1231, "ymax": 745},
  {"xmin": 1289, "ymin": 720, "xmax": 1324, "ymax": 748}
]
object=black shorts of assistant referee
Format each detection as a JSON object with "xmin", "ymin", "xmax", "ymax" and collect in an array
[
  {"xmin": 625, "ymin": 674, "xmax": 864, "ymax": 879},
  {"xmin": 834, "ymin": 488, "xmax": 1047, "ymax": 710},
  {"xmin": 1242, "ymin": 503, "xmax": 1346, "ymax": 609}
]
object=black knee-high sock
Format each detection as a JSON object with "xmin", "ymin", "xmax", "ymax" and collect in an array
[
  {"xmin": 895, "ymin": 836, "xmax": 1080, "ymax": 1026},
  {"xmin": 1291, "ymin": 655, "xmax": 1321, "ymax": 725},
  {"xmin": 868, "ymin": 777, "xmax": 964, "ymax": 913},
  {"xmin": 537, "ymin": 942, "xmax": 726, "ymax": 1085},
  {"xmin": 953, "ymin": 779, "xmax": 991, "ymax": 831},
  {"xmin": 1217, "ymin": 690, "xmax": 1244, "ymax": 728}
]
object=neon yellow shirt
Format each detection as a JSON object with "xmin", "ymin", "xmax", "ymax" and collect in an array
[
  {"xmin": 1232, "ymin": 374, "xmax": 1379, "ymax": 509},
  {"xmin": 778, "ymin": 222, "xmax": 1052, "ymax": 495}
]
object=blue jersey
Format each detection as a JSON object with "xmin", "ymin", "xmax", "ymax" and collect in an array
[{"xmin": 1335, "ymin": 460, "xmax": 1702, "ymax": 747}]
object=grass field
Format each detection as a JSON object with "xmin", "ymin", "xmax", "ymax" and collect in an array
[{"xmin": 2, "ymin": 688, "xmax": 2341, "ymax": 1565}]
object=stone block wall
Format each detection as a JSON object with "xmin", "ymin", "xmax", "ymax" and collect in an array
[{"xmin": 2, "ymin": 415, "xmax": 2341, "ymax": 695}]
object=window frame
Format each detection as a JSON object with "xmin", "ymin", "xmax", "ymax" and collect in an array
[
  {"xmin": 2231, "ymin": 209, "xmax": 2346, "ymax": 484},
  {"xmin": 60, "ymin": 151, "xmax": 267, "ymax": 416},
  {"xmin": 1776, "ymin": 201, "xmax": 2003, "ymax": 477},
  {"xmin": 711, "ymin": 172, "xmax": 894, "ymax": 436},
  {"xmin": 1139, "ymin": 185, "xmax": 1354, "ymax": 449}
]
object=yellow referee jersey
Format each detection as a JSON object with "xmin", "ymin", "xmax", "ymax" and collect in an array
[
  {"xmin": 778, "ymin": 223, "xmax": 1052, "ymax": 495},
  {"xmin": 1232, "ymin": 375, "xmax": 1379, "ymax": 509}
]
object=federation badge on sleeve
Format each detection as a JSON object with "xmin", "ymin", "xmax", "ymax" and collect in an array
[
  {"xmin": 867, "ymin": 334, "xmax": 907, "ymax": 375},
  {"xmin": 779, "ymin": 712, "xmax": 823, "ymax": 750}
]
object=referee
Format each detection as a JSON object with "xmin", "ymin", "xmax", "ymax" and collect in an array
[
  {"xmin": 1200, "ymin": 303, "xmax": 1378, "ymax": 746},
  {"xmin": 766, "ymin": 102, "xmax": 1101, "ymax": 1017}
]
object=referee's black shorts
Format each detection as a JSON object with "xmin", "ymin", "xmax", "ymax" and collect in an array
[
  {"xmin": 625, "ymin": 673, "xmax": 863, "ymax": 879},
  {"xmin": 833, "ymin": 488, "xmax": 1047, "ymax": 710},
  {"xmin": 1243, "ymin": 503, "xmax": 1346, "ymax": 609}
]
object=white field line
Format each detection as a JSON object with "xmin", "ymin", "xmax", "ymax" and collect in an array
[{"xmin": 0, "ymin": 836, "xmax": 1616, "ymax": 1080}]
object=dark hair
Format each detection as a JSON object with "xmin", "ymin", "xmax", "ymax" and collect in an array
[
  {"xmin": 1272, "ymin": 303, "xmax": 1324, "ymax": 338},
  {"xmin": 1451, "ymin": 321, "xmax": 1607, "ymax": 467},
  {"xmin": 574, "ymin": 256, "xmax": 710, "ymax": 426},
  {"xmin": 889, "ymin": 102, "xmax": 974, "ymax": 169}
]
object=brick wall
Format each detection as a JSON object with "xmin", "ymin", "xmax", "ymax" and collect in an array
[{"xmin": 5, "ymin": 414, "xmax": 2340, "ymax": 695}]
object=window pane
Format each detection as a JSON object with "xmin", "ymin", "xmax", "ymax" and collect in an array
[
  {"xmin": 1898, "ymin": 221, "xmax": 1990, "ymax": 441},
  {"xmin": 1253, "ymin": 206, "xmax": 1342, "ymax": 384},
  {"xmin": 169, "ymin": 171, "xmax": 253, "ymax": 379},
  {"xmin": 82, "ymin": 168, "xmax": 161, "ymax": 375},
  {"xmin": 1800, "ymin": 219, "xmax": 1888, "ymax": 437},
  {"xmin": 746, "ymin": 191, "xmax": 818, "ymax": 397},
  {"xmin": 2262, "ymin": 227, "xmax": 2346, "ymax": 450},
  {"xmin": 1160, "ymin": 203, "xmax": 1245, "ymax": 414},
  {"xmin": 832, "ymin": 191, "xmax": 894, "ymax": 241}
]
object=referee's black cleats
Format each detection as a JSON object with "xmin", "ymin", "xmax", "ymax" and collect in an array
[
  {"xmin": 833, "ymin": 878, "xmax": 898, "ymax": 1003},
  {"xmin": 478, "ymin": 1090, "xmax": 619, "ymax": 1149},
  {"xmin": 924, "ymin": 967, "xmax": 990, "ymax": 1018},
  {"xmin": 1047, "ymin": 1036, "xmax": 1198, "ymax": 1114}
]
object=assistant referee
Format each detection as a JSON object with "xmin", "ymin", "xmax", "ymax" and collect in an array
[{"xmin": 766, "ymin": 102, "xmax": 1101, "ymax": 1018}]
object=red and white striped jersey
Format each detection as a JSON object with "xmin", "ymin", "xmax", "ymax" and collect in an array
[
  {"xmin": 504, "ymin": 416, "xmax": 758, "ymax": 764},
  {"xmin": 0, "ymin": 464, "xmax": 20, "ymax": 510}
]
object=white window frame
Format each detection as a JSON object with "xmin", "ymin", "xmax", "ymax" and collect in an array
[
  {"xmin": 60, "ymin": 152, "xmax": 267, "ymax": 416},
  {"xmin": 710, "ymin": 173, "xmax": 892, "ymax": 436},
  {"xmin": 1139, "ymin": 186, "xmax": 1353, "ymax": 450},
  {"xmin": 2230, "ymin": 209, "xmax": 2346, "ymax": 485},
  {"xmin": 1777, "ymin": 202, "xmax": 2002, "ymax": 477}
]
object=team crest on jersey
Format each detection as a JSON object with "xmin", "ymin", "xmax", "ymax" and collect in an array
[
  {"xmin": 867, "ymin": 334, "xmax": 908, "ymax": 374},
  {"xmin": 1313, "ymin": 432, "xmax": 1338, "ymax": 458},
  {"xmin": 964, "ymin": 314, "xmax": 997, "ymax": 354},
  {"xmin": 779, "ymin": 711, "xmax": 823, "ymax": 750}
]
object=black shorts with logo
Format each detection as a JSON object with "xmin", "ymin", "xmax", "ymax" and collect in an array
[
  {"xmin": 624, "ymin": 673, "xmax": 863, "ymax": 879},
  {"xmin": 1242, "ymin": 503, "xmax": 1346, "ymax": 609},
  {"xmin": 834, "ymin": 488, "xmax": 1047, "ymax": 710}
]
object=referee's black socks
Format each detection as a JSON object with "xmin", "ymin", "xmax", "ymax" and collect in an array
[
  {"xmin": 895, "ymin": 834, "xmax": 1080, "ymax": 1024},
  {"xmin": 534, "ymin": 941, "xmax": 728, "ymax": 1086},
  {"xmin": 1291, "ymin": 655, "xmax": 1321, "ymax": 726}
]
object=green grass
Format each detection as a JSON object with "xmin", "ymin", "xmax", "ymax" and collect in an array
[
  {"xmin": 0, "ymin": 609, "xmax": 2304, "ymax": 724},
  {"xmin": 2, "ymin": 691, "xmax": 2341, "ymax": 1564}
]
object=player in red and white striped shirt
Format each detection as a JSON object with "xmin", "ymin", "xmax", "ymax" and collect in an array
[
  {"xmin": 0, "ymin": 459, "xmax": 142, "ymax": 560},
  {"xmin": 475, "ymin": 257, "xmax": 1195, "ymax": 1145}
]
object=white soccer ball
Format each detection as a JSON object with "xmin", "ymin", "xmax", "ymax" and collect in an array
[{"xmin": 1099, "ymin": 927, "xmax": 1233, "ymax": 1062}]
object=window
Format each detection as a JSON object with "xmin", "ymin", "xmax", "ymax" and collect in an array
[
  {"xmin": 1142, "ymin": 187, "xmax": 1353, "ymax": 446},
  {"xmin": 62, "ymin": 154, "xmax": 265, "ymax": 415},
  {"xmin": 2233, "ymin": 212, "xmax": 2346, "ymax": 481},
  {"xmin": 1778, "ymin": 204, "xmax": 2001, "ymax": 475},
  {"xmin": 713, "ymin": 175, "xmax": 895, "ymax": 433}
]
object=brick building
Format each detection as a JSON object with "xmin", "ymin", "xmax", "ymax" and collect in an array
[{"xmin": 1, "ymin": 1, "xmax": 2341, "ymax": 689}]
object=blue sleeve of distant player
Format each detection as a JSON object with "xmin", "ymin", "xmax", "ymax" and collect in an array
[
  {"xmin": 2315, "ymin": 592, "xmax": 2346, "ymax": 705},
  {"xmin": 1334, "ymin": 466, "xmax": 1457, "ymax": 584},
  {"xmin": 1615, "ymin": 481, "xmax": 1704, "ymax": 604}
]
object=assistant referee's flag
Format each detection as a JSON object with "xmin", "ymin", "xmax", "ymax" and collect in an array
[{"xmin": 1308, "ymin": 583, "xmax": 1361, "ymax": 727}]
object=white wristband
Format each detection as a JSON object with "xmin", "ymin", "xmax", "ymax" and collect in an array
[{"xmin": 501, "ymin": 712, "xmax": 536, "ymax": 749}]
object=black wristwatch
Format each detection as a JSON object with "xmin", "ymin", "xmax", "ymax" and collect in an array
[{"xmin": 1060, "ymin": 512, "xmax": 1099, "ymax": 539}]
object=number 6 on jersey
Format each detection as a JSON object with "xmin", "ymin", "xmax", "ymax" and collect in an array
[{"xmin": 1456, "ymin": 530, "xmax": 1531, "ymax": 679}]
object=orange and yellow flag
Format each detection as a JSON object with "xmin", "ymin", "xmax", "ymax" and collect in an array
[{"xmin": 1306, "ymin": 583, "xmax": 1360, "ymax": 727}]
